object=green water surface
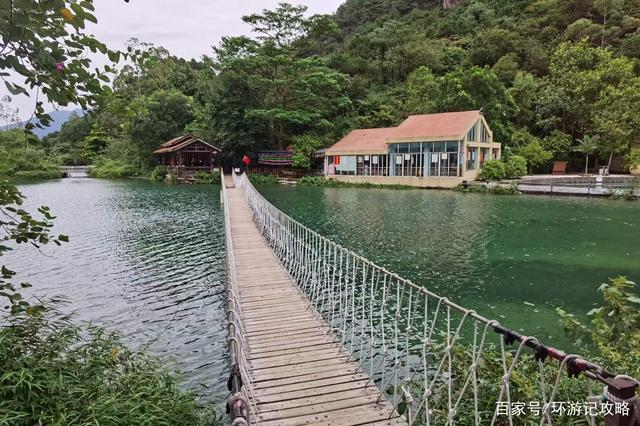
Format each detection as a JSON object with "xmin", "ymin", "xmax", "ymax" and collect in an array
[{"xmin": 258, "ymin": 185, "xmax": 640, "ymax": 345}]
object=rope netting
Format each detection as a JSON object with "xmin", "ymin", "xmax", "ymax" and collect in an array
[
  {"xmin": 230, "ymin": 171, "xmax": 638, "ymax": 425},
  {"xmin": 222, "ymin": 175, "xmax": 256, "ymax": 422}
]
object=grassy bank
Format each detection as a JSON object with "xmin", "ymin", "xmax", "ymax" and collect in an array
[
  {"xmin": 0, "ymin": 307, "xmax": 219, "ymax": 426},
  {"xmin": 298, "ymin": 176, "xmax": 414, "ymax": 190}
]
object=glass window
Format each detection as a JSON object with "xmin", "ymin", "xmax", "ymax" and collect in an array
[
  {"xmin": 467, "ymin": 124, "xmax": 477, "ymax": 142},
  {"xmin": 398, "ymin": 143, "xmax": 409, "ymax": 153},
  {"xmin": 446, "ymin": 141, "xmax": 459, "ymax": 152},
  {"xmin": 433, "ymin": 141, "xmax": 445, "ymax": 152},
  {"xmin": 466, "ymin": 147, "xmax": 476, "ymax": 171},
  {"xmin": 481, "ymin": 124, "xmax": 490, "ymax": 143}
]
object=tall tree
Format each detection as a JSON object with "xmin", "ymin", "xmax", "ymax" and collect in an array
[
  {"xmin": 0, "ymin": 0, "xmax": 118, "ymax": 129},
  {"xmin": 211, "ymin": 4, "xmax": 351, "ymax": 152}
]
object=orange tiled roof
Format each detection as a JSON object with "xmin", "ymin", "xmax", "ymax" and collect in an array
[
  {"xmin": 388, "ymin": 110, "xmax": 481, "ymax": 141},
  {"xmin": 325, "ymin": 128, "xmax": 396, "ymax": 155}
]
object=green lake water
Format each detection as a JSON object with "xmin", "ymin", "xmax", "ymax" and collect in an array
[
  {"xmin": 7, "ymin": 179, "xmax": 640, "ymax": 398},
  {"xmin": 8, "ymin": 178, "xmax": 228, "ymax": 399},
  {"xmin": 258, "ymin": 185, "xmax": 640, "ymax": 346}
]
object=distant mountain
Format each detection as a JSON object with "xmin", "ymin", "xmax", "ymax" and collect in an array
[{"xmin": 2, "ymin": 109, "xmax": 84, "ymax": 138}]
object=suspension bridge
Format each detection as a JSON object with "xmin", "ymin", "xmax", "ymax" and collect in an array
[{"xmin": 222, "ymin": 171, "xmax": 638, "ymax": 425}]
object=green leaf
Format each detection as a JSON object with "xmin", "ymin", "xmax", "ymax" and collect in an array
[
  {"xmin": 4, "ymin": 81, "xmax": 29, "ymax": 96},
  {"xmin": 626, "ymin": 296, "xmax": 640, "ymax": 304}
]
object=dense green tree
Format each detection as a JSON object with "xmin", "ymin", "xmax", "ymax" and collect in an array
[
  {"xmin": 43, "ymin": 114, "xmax": 93, "ymax": 165},
  {"xmin": 542, "ymin": 130, "xmax": 573, "ymax": 161},
  {"xmin": 405, "ymin": 66, "xmax": 439, "ymax": 114},
  {"xmin": 437, "ymin": 66, "xmax": 517, "ymax": 144},
  {"xmin": 126, "ymin": 90, "xmax": 194, "ymax": 165},
  {"xmin": 209, "ymin": 4, "xmax": 351, "ymax": 154},
  {"xmin": 517, "ymin": 139, "xmax": 552, "ymax": 174}
]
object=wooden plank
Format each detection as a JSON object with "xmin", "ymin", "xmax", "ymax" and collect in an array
[
  {"xmin": 255, "ymin": 379, "xmax": 370, "ymax": 403},
  {"xmin": 253, "ymin": 374, "xmax": 370, "ymax": 397},
  {"xmin": 255, "ymin": 395, "xmax": 389, "ymax": 423},
  {"xmin": 257, "ymin": 405, "xmax": 404, "ymax": 426},
  {"xmin": 257, "ymin": 386, "xmax": 382, "ymax": 413},
  {"xmin": 224, "ymin": 183, "xmax": 403, "ymax": 426},
  {"xmin": 248, "ymin": 334, "xmax": 335, "ymax": 352},
  {"xmin": 252, "ymin": 362, "xmax": 360, "ymax": 383},
  {"xmin": 250, "ymin": 341, "xmax": 342, "ymax": 360},
  {"xmin": 250, "ymin": 339, "xmax": 340, "ymax": 357}
]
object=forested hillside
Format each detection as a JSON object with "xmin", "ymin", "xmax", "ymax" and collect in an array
[{"xmin": 4, "ymin": 0, "xmax": 640, "ymax": 176}]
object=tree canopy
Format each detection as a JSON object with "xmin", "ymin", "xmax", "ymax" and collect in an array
[{"xmin": 4, "ymin": 0, "xmax": 640, "ymax": 173}]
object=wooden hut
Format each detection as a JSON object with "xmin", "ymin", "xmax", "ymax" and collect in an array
[{"xmin": 154, "ymin": 135, "xmax": 221, "ymax": 180}]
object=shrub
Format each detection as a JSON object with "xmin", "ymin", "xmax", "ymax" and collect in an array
[
  {"xmin": 517, "ymin": 140, "xmax": 552, "ymax": 174},
  {"xmin": 194, "ymin": 170, "xmax": 221, "ymax": 185},
  {"xmin": 298, "ymin": 176, "xmax": 328, "ymax": 186},
  {"xmin": 557, "ymin": 276, "xmax": 640, "ymax": 380},
  {"xmin": 479, "ymin": 159, "xmax": 506, "ymax": 180},
  {"xmin": 249, "ymin": 174, "xmax": 280, "ymax": 185},
  {"xmin": 89, "ymin": 159, "xmax": 140, "ymax": 178},
  {"xmin": 150, "ymin": 165, "xmax": 167, "ymax": 182},
  {"xmin": 626, "ymin": 147, "xmax": 640, "ymax": 173},
  {"xmin": 488, "ymin": 182, "xmax": 520, "ymax": 195},
  {"xmin": 0, "ymin": 308, "xmax": 218, "ymax": 426},
  {"xmin": 504, "ymin": 155, "xmax": 527, "ymax": 179},
  {"xmin": 298, "ymin": 176, "xmax": 413, "ymax": 189},
  {"xmin": 14, "ymin": 170, "xmax": 63, "ymax": 180}
]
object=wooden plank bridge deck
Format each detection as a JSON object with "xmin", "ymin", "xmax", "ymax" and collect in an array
[{"xmin": 224, "ymin": 175, "xmax": 406, "ymax": 425}]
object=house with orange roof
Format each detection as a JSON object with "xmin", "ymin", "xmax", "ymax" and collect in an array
[{"xmin": 324, "ymin": 110, "xmax": 501, "ymax": 188}]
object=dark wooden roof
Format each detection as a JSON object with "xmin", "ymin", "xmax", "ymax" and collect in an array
[{"xmin": 153, "ymin": 135, "xmax": 221, "ymax": 154}]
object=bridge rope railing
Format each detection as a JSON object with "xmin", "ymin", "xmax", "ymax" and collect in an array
[
  {"xmin": 232, "ymin": 171, "xmax": 638, "ymax": 425},
  {"xmin": 222, "ymin": 171, "xmax": 256, "ymax": 425}
]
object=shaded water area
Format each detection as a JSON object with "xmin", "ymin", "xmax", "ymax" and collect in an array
[
  {"xmin": 7, "ymin": 179, "xmax": 228, "ymax": 399},
  {"xmin": 258, "ymin": 185, "xmax": 640, "ymax": 346}
]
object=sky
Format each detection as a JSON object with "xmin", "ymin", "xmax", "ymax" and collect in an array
[{"xmin": 5, "ymin": 0, "xmax": 345, "ymax": 122}]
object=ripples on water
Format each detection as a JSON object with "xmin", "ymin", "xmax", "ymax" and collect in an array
[
  {"xmin": 7, "ymin": 179, "xmax": 227, "ymax": 399},
  {"xmin": 258, "ymin": 185, "xmax": 640, "ymax": 346}
]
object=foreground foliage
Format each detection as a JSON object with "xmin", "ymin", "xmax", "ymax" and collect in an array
[
  {"xmin": 0, "ymin": 181, "xmax": 68, "ymax": 314},
  {"xmin": 194, "ymin": 171, "xmax": 221, "ymax": 185},
  {"xmin": 0, "ymin": 308, "xmax": 217, "ymax": 426},
  {"xmin": 0, "ymin": 0, "xmax": 117, "ymax": 128}
]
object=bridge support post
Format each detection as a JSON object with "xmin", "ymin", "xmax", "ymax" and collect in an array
[
  {"xmin": 604, "ymin": 377, "xmax": 638, "ymax": 426},
  {"xmin": 226, "ymin": 363, "xmax": 249, "ymax": 425}
]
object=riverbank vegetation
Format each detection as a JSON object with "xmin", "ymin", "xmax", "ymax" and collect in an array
[
  {"xmin": 298, "ymin": 175, "xmax": 413, "ymax": 189},
  {"xmin": 0, "ymin": 306, "xmax": 217, "ymax": 426},
  {"xmin": 0, "ymin": 130, "xmax": 62, "ymax": 180},
  {"xmin": 5, "ymin": 1, "xmax": 640, "ymax": 178},
  {"xmin": 455, "ymin": 182, "xmax": 521, "ymax": 195}
]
